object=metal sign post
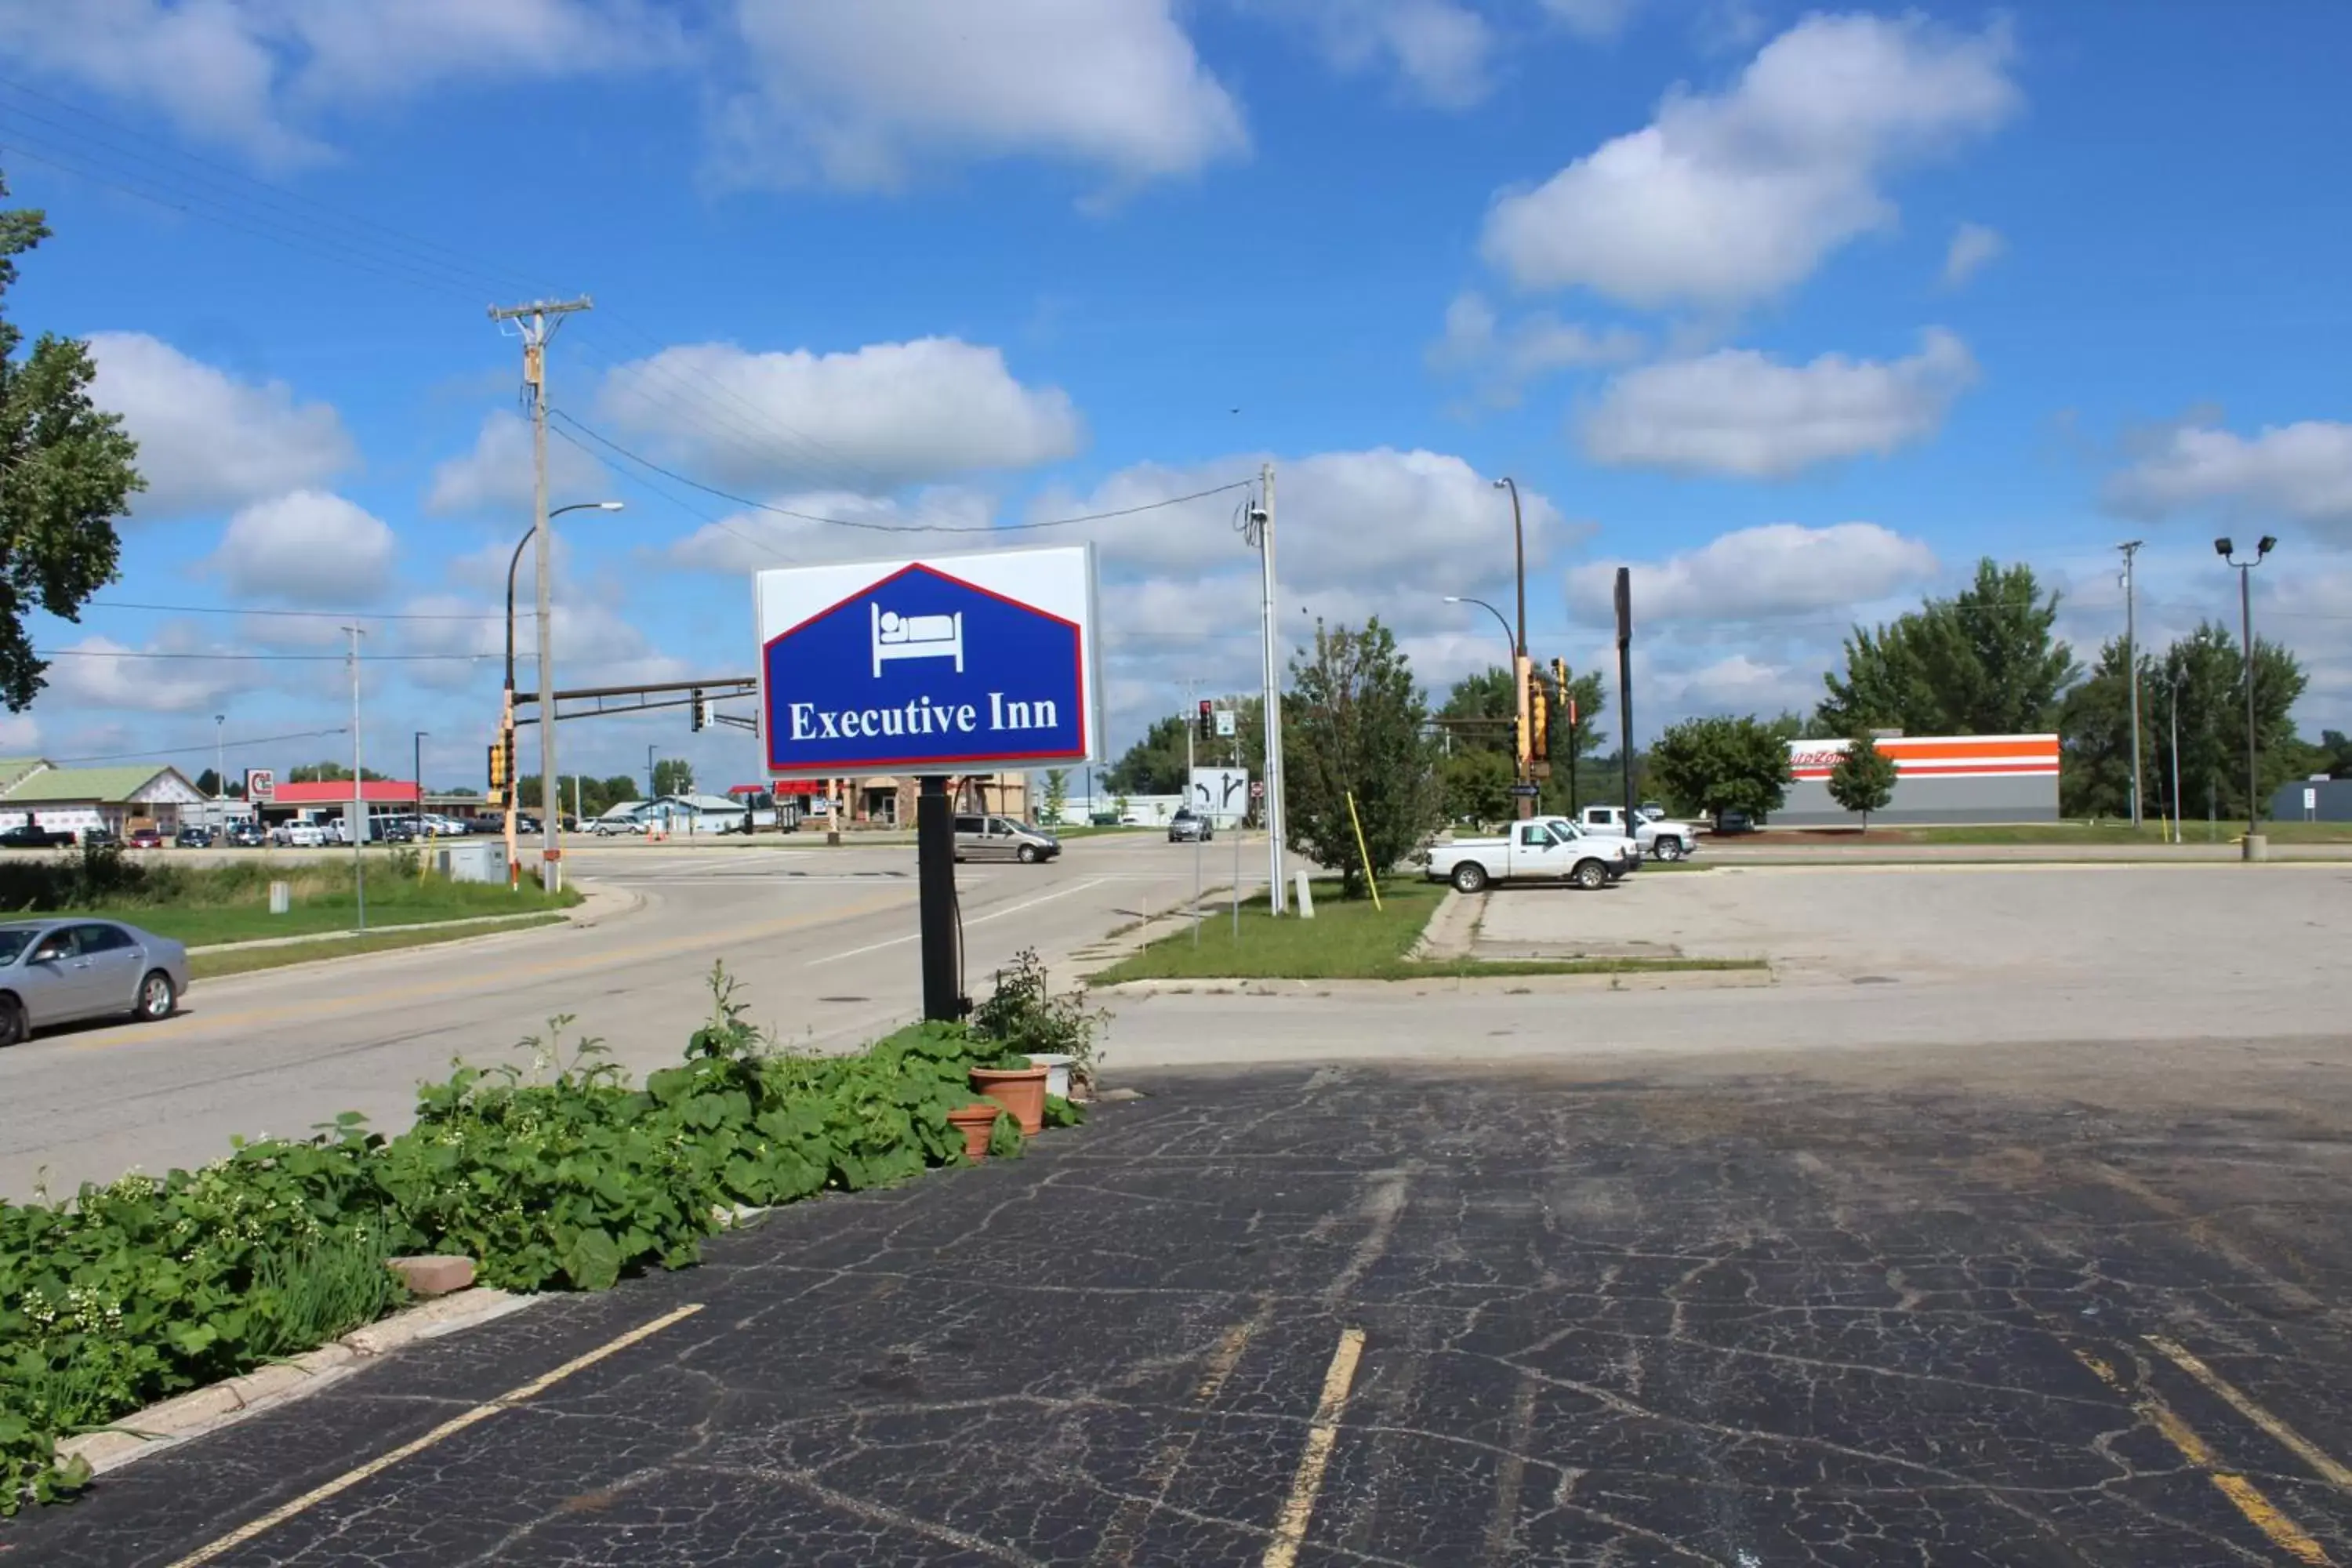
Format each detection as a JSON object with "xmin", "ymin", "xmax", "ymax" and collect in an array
[{"xmin": 756, "ymin": 546, "xmax": 1102, "ymax": 1022}]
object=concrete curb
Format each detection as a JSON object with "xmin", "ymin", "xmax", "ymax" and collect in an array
[
  {"xmin": 1409, "ymin": 888, "xmax": 1482, "ymax": 962},
  {"xmin": 1091, "ymin": 968, "xmax": 1774, "ymax": 998},
  {"xmin": 56, "ymin": 1287, "xmax": 539, "ymax": 1477}
]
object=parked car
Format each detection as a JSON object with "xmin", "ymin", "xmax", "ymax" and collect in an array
[
  {"xmin": 274, "ymin": 822, "xmax": 328, "ymax": 848},
  {"xmin": 174, "ymin": 826, "xmax": 215, "ymax": 849},
  {"xmin": 1167, "ymin": 808, "xmax": 1212, "ymax": 844},
  {"xmin": 0, "ymin": 823, "xmax": 78, "ymax": 850},
  {"xmin": 588, "ymin": 815, "xmax": 645, "ymax": 836},
  {"xmin": 127, "ymin": 828, "xmax": 166, "ymax": 850},
  {"xmin": 80, "ymin": 829, "xmax": 121, "ymax": 850},
  {"xmin": 1577, "ymin": 804, "xmax": 1701, "ymax": 862},
  {"xmin": 0, "ymin": 917, "xmax": 190, "ymax": 1047},
  {"xmin": 1424, "ymin": 816, "xmax": 1640, "ymax": 893},
  {"xmin": 379, "ymin": 820, "xmax": 419, "ymax": 844},
  {"xmin": 953, "ymin": 814, "xmax": 1061, "ymax": 864},
  {"xmin": 1711, "ymin": 809, "xmax": 1759, "ymax": 835},
  {"xmin": 226, "ymin": 822, "xmax": 267, "ymax": 848}
]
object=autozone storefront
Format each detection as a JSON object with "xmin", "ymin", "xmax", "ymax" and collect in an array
[{"xmin": 1777, "ymin": 735, "xmax": 2060, "ymax": 826}]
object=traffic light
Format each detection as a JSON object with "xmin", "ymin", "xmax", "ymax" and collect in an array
[
  {"xmin": 1529, "ymin": 662, "xmax": 1548, "ymax": 757},
  {"xmin": 690, "ymin": 688, "xmax": 708, "ymax": 732},
  {"xmin": 1512, "ymin": 655, "xmax": 1533, "ymax": 768},
  {"xmin": 1197, "ymin": 699, "xmax": 1214, "ymax": 739},
  {"xmin": 486, "ymin": 732, "xmax": 510, "ymax": 806}
]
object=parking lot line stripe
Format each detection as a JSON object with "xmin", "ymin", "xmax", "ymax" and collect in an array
[
  {"xmin": 1261, "ymin": 1326, "xmax": 1367, "ymax": 1568},
  {"xmin": 1091, "ymin": 1303, "xmax": 1274, "ymax": 1568},
  {"xmin": 2072, "ymin": 1348, "xmax": 2334, "ymax": 1566},
  {"xmin": 162, "ymin": 1303, "xmax": 705, "ymax": 1568},
  {"xmin": 2147, "ymin": 1335, "xmax": 2352, "ymax": 1490}
]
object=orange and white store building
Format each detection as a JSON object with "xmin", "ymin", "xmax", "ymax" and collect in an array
[{"xmin": 1780, "ymin": 734, "xmax": 2060, "ymax": 826}]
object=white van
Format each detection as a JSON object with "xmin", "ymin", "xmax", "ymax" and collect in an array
[{"xmin": 953, "ymin": 815, "xmax": 1061, "ymax": 864}]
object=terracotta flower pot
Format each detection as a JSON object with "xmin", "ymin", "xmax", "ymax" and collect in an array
[
  {"xmin": 971, "ymin": 1065, "xmax": 1049, "ymax": 1135},
  {"xmin": 946, "ymin": 1103, "xmax": 1000, "ymax": 1161}
]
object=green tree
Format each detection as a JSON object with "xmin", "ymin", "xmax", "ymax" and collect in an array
[
  {"xmin": 289, "ymin": 760, "xmax": 390, "ymax": 782},
  {"xmin": 194, "ymin": 768, "xmax": 221, "ymax": 797},
  {"xmin": 2058, "ymin": 637, "xmax": 2154, "ymax": 818},
  {"xmin": 1284, "ymin": 617, "xmax": 1438, "ymax": 897},
  {"xmin": 1103, "ymin": 714, "xmax": 1191, "ymax": 795},
  {"xmin": 651, "ymin": 757, "xmax": 695, "ymax": 797},
  {"xmin": 1819, "ymin": 559, "xmax": 2079, "ymax": 736},
  {"xmin": 2153, "ymin": 623, "xmax": 2307, "ymax": 827},
  {"xmin": 1, "ymin": 174, "xmax": 142, "ymax": 712},
  {"xmin": 1647, "ymin": 715, "xmax": 1795, "ymax": 822},
  {"xmin": 1826, "ymin": 733, "xmax": 1898, "ymax": 831},
  {"xmin": 1436, "ymin": 662, "xmax": 1607, "ymax": 815},
  {"xmin": 1439, "ymin": 748, "xmax": 1514, "ymax": 825},
  {"xmin": 2318, "ymin": 730, "xmax": 2352, "ymax": 779},
  {"xmin": 1039, "ymin": 768, "xmax": 1069, "ymax": 826}
]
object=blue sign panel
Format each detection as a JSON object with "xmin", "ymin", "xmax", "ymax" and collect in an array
[{"xmin": 760, "ymin": 557, "xmax": 1094, "ymax": 778}]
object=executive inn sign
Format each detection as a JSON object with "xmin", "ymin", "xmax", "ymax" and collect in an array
[{"xmin": 756, "ymin": 545, "xmax": 1103, "ymax": 781}]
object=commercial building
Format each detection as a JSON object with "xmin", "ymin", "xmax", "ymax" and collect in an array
[
  {"xmin": 263, "ymin": 779, "xmax": 422, "ymax": 839},
  {"xmin": 1777, "ymin": 735, "xmax": 2060, "ymax": 827},
  {"xmin": 0, "ymin": 760, "xmax": 209, "ymax": 837},
  {"xmin": 2273, "ymin": 777, "xmax": 2352, "ymax": 823}
]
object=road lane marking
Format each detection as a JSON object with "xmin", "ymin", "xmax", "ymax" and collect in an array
[
  {"xmin": 2147, "ymin": 1335, "xmax": 2352, "ymax": 1490},
  {"xmin": 2073, "ymin": 1348, "xmax": 2333, "ymax": 1566},
  {"xmin": 1091, "ymin": 1302, "xmax": 1274, "ymax": 1568},
  {"xmin": 165, "ymin": 1303, "xmax": 705, "ymax": 1568},
  {"xmin": 1261, "ymin": 1326, "xmax": 1367, "ymax": 1568},
  {"xmin": 69, "ymin": 891, "xmax": 917, "ymax": 1051},
  {"xmin": 800, "ymin": 878, "xmax": 1110, "ymax": 966}
]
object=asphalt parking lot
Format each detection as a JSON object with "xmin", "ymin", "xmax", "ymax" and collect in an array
[{"xmin": 20, "ymin": 1043, "xmax": 2350, "ymax": 1566}]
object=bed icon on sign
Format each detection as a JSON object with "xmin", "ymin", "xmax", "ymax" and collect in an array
[{"xmin": 871, "ymin": 604, "xmax": 964, "ymax": 677}]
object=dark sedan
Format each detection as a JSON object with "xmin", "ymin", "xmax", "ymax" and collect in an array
[{"xmin": 0, "ymin": 919, "xmax": 190, "ymax": 1047}]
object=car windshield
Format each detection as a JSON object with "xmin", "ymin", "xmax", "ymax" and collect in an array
[{"xmin": 0, "ymin": 929, "xmax": 40, "ymax": 964}]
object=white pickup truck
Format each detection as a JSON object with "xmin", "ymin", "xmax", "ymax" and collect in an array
[
  {"xmin": 1577, "ymin": 804, "xmax": 1700, "ymax": 862},
  {"xmin": 1425, "ymin": 816, "xmax": 1641, "ymax": 893}
]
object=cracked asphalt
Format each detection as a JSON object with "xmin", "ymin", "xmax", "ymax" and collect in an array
[{"xmin": 12, "ymin": 1038, "xmax": 2352, "ymax": 1566}]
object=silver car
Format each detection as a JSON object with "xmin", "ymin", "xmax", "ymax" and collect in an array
[{"xmin": 0, "ymin": 919, "xmax": 189, "ymax": 1047}]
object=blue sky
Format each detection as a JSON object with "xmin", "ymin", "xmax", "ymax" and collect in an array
[{"xmin": 4, "ymin": 0, "xmax": 2350, "ymax": 793}]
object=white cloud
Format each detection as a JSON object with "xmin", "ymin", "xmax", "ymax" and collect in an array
[
  {"xmin": 667, "ymin": 489, "xmax": 996, "ymax": 575},
  {"xmin": 597, "ymin": 337, "xmax": 1083, "ymax": 492},
  {"xmin": 40, "ymin": 636, "xmax": 248, "ymax": 713},
  {"xmin": 1428, "ymin": 291, "xmax": 1643, "ymax": 405},
  {"xmin": 427, "ymin": 410, "xmax": 608, "ymax": 516},
  {"xmin": 86, "ymin": 333, "xmax": 355, "ymax": 517},
  {"xmin": 1567, "ymin": 523, "xmax": 1940, "ymax": 624},
  {"xmin": 712, "ymin": 0, "xmax": 1246, "ymax": 191},
  {"xmin": 1266, "ymin": 0, "xmax": 1493, "ymax": 108},
  {"xmin": 1580, "ymin": 328, "xmax": 1978, "ymax": 477},
  {"xmin": 1540, "ymin": 0, "xmax": 1640, "ymax": 42},
  {"xmin": 1942, "ymin": 221, "xmax": 2004, "ymax": 288},
  {"xmin": 2104, "ymin": 422, "xmax": 2352, "ymax": 539},
  {"xmin": 1670, "ymin": 652, "xmax": 1815, "ymax": 715},
  {"xmin": 206, "ymin": 491, "xmax": 399, "ymax": 604},
  {"xmin": 1480, "ymin": 13, "xmax": 2018, "ymax": 308},
  {"xmin": 0, "ymin": 0, "xmax": 679, "ymax": 166}
]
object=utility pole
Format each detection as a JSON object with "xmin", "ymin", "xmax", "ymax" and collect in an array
[
  {"xmin": 213, "ymin": 713, "xmax": 225, "ymax": 805},
  {"xmin": 344, "ymin": 626, "xmax": 367, "ymax": 933},
  {"xmin": 488, "ymin": 295, "xmax": 591, "ymax": 893},
  {"xmin": 2118, "ymin": 540, "xmax": 2143, "ymax": 827},
  {"xmin": 1252, "ymin": 463, "xmax": 1287, "ymax": 913},
  {"xmin": 412, "ymin": 731, "xmax": 428, "ymax": 840}
]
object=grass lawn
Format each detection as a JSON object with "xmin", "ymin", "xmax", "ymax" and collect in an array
[
  {"xmin": 191, "ymin": 916, "xmax": 571, "ymax": 979},
  {"xmin": 25, "ymin": 862, "xmax": 583, "ymax": 947},
  {"xmin": 1784, "ymin": 821, "xmax": 2352, "ymax": 846},
  {"xmin": 1085, "ymin": 875, "xmax": 1762, "ymax": 984}
]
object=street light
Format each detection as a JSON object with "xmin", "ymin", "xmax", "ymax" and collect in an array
[
  {"xmin": 1443, "ymin": 595, "xmax": 1517, "ymax": 666},
  {"xmin": 504, "ymin": 501, "xmax": 621, "ymax": 885},
  {"xmin": 412, "ymin": 731, "xmax": 429, "ymax": 840},
  {"xmin": 2215, "ymin": 535, "xmax": 2277, "ymax": 855},
  {"xmin": 1490, "ymin": 477, "xmax": 1527, "ymax": 662},
  {"xmin": 212, "ymin": 714, "xmax": 225, "ymax": 802}
]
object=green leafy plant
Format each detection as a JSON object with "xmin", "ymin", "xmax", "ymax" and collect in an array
[
  {"xmin": 0, "ymin": 966, "xmax": 1083, "ymax": 1516},
  {"xmin": 970, "ymin": 949, "xmax": 1108, "ymax": 1087}
]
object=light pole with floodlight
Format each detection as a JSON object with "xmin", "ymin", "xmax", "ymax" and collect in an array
[{"xmin": 2215, "ymin": 534, "xmax": 2276, "ymax": 856}]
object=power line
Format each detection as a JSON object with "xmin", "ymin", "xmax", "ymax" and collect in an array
[
  {"xmin": 45, "ymin": 728, "xmax": 349, "ymax": 765},
  {"xmin": 39, "ymin": 648, "xmax": 492, "ymax": 663},
  {"xmin": 553, "ymin": 410, "xmax": 1252, "ymax": 533},
  {"xmin": 85, "ymin": 600, "xmax": 527, "ymax": 622}
]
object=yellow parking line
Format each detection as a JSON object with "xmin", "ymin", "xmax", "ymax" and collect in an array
[
  {"xmin": 165, "ymin": 1303, "xmax": 704, "ymax": 1568},
  {"xmin": 2147, "ymin": 1336, "xmax": 2352, "ymax": 1490},
  {"xmin": 2074, "ymin": 1348, "xmax": 2333, "ymax": 1565},
  {"xmin": 1261, "ymin": 1327, "xmax": 1366, "ymax": 1568},
  {"xmin": 70, "ymin": 891, "xmax": 914, "ymax": 1051}
]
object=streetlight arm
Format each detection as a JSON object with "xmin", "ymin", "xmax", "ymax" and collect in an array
[{"xmin": 1446, "ymin": 595, "xmax": 1517, "ymax": 663}]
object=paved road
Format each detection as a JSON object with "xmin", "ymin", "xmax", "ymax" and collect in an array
[
  {"xmin": 16, "ymin": 1040, "xmax": 2352, "ymax": 1566},
  {"xmin": 0, "ymin": 834, "xmax": 1256, "ymax": 1198}
]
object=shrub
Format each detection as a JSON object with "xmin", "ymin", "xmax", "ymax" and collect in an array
[
  {"xmin": 970, "ymin": 949, "xmax": 1108, "ymax": 1087},
  {"xmin": 0, "ymin": 966, "xmax": 1059, "ymax": 1513}
]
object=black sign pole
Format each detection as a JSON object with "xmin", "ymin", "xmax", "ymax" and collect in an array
[
  {"xmin": 1614, "ymin": 566, "xmax": 1635, "ymax": 815},
  {"xmin": 916, "ymin": 775, "xmax": 962, "ymax": 1022}
]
